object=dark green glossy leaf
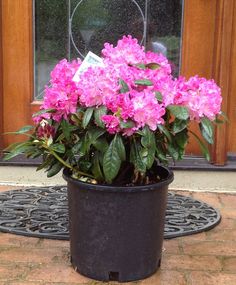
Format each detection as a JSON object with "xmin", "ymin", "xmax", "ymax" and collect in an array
[
  {"xmin": 134, "ymin": 79, "xmax": 153, "ymax": 86},
  {"xmin": 47, "ymin": 161, "xmax": 63, "ymax": 177},
  {"xmin": 71, "ymin": 141, "xmax": 82, "ymax": 155},
  {"xmin": 141, "ymin": 126, "xmax": 156, "ymax": 148},
  {"xmin": 3, "ymin": 142, "xmax": 32, "ymax": 160},
  {"xmin": 50, "ymin": 143, "xmax": 65, "ymax": 154},
  {"xmin": 88, "ymin": 128, "xmax": 105, "ymax": 144},
  {"xmin": 61, "ymin": 120, "xmax": 77, "ymax": 140},
  {"xmin": 200, "ymin": 118, "xmax": 214, "ymax": 144},
  {"xmin": 167, "ymin": 105, "xmax": 189, "ymax": 120},
  {"xmin": 93, "ymin": 137, "xmax": 109, "ymax": 153},
  {"xmin": 141, "ymin": 147, "xmax": 155, "ymax": 169},
  {"xmin": 175, "ymin": 131, "xmax": 188, "ymax": 149},
  {"xmin": 155, "ymin": 92, "xmax": 163, "ymax": 102},
  {"xmin": 36, "ymin": 155, "xmax": 54, "ymax": 171},
  {"xmin": 32, "ymin": 108, "xmax": 55, "ymax": 118},
  {"xmin": 82, "ymin": 108, "xmax": 94, "ymax": 129},
  {"xmin": 119, "ymin": 79, "xmax": 129, "ymax": 93},
  {"xmin": 79, "ymin": 135, "xmax": 89, "ymax": 156},
  {"xmin": 94, "ymin": 106, "xmax": 107, "ymax": 128},
  {"xmin": 158, "ymin": 125, "xmax": 172, "ymax": 142},
  {"xmin": 130, "ymin": 142, "xmax": 146, "ymax": 173},
  {"xmin": 92, "ymin": 152, "xmax": 104, "ymax": 181},
  {"xmin": 167, "ymin": 143, "xmax": 179, "ymax": 161},
  {"xmin": 115, "ymin": 135, "xmax": 126, "ymax": 161},
  {"xmin": 172, "ymin": 119, "xmax": 188, "ymax": 134},
  {"xmin": 156, "ymin": 147, "xmax": 168, "ymax": 163},
  {"xmin": 103, "ymin": 137, "xmax": 121, "ymax": 183},
  {"xmin": 4, "ymin": 125, "xmax": 34, "ymax": 135}
]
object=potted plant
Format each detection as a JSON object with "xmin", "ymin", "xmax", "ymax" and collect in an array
[{"xmin": 4, "ymin": 36, "xmax": 224, "ymax": 282}]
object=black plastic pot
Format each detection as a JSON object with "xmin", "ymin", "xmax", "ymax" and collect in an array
[{"xmin": 63, "ymin": 165, "xmax": 174, "ymax": 282}]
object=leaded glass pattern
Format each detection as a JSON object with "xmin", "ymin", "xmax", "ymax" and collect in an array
[{"xmin": 34, "ymin": 0, "xmax": 183, "ymax": 100}]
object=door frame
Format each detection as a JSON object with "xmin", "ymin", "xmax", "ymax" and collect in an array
[{"xmin": 0, "ymin": 0, "xmax": 234, "ymax": 165}]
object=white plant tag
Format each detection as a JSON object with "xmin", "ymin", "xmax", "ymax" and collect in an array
[{"xmin": 73, "ymin": 51, "xmax": 104, "ymax": 82}]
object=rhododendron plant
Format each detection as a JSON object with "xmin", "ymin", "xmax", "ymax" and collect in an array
[{"xmin": 4, "ymin": 36, "xmax": 225, "ymax": 185}]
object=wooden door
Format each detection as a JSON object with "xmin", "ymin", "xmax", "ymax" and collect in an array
[{"xmin": 0, "ymin": 0, "xmax": 234, "ymax": 165}]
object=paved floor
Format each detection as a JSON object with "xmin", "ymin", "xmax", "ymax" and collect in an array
[{"xmin": 0, "ymin": 186, "xmax": 235, "ymax": 285}]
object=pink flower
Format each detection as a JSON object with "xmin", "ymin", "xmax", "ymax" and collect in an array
[
  {"xmin": 174, "ymin": 76, "xmax": 222, "ymax": 121},
  {"xmin": 102, "ymin": 35, "xmax": 145, "ymax": 65},
  {"xmin": 130, "ymin": 90, "xmax": 165, "ymax": 131},
  {"xmin": 78, "ymin": 66, "xmax": 120, "ymax": 107},
  {"xmin": 101, "ymin": 115, "xmax": 120, "ymax": 134},
  {"xmin": 37, "ymin": 59, "xmax": 81, "ymax": 122}
]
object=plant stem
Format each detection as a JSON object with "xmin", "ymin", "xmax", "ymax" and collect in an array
[{"xmin": 50, "ymin": 149, "xmax": 95, "ymax": 179}]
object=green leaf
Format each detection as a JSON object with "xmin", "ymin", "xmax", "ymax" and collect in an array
[
  {"xmin": 94, "ymin": 106, "xmax": 107, "ymax": 128},
  {"xmin": 172, "ymin": 119, "xmax": 188, "ymax": 134},
  {"xmin": 135, "ymin": 63, "xmax": 146, "ymax": 70},
  {"xmin": 130, "ymin": 141, "xmax": 146, "ymax": 173},
  {"xmin": 146, "ymin": 62, "xmax": 160, "ymax": 70},
  {"xmin": 36, "ymin": 155, "xmax": 54, "ymax": 171},
  {"xmin": 200, "ymin": 118, "xmax": 214, "ymax": 144},
  {"xmin": 175, "ymin": 131, "xmax": 188, "ymax": 149},
  {"xmin": 4, "ymin": 125, "xmax": 34, "ymax": 135},
  {"xmin": 82, "ymin": 108, "xmax": 94, "ymax": 129},
  {"xmin": 134, "ymin": 79, "xmax": 153, "ymax": 86},
  {"xmin": 167, "ymin": 105, "xmax": 189, "ymax": 120},
  {"xmin": 141, "ymin": 126, "xmax": 156, "ymax": 148},
  {"xmin": 88, "ymin": 128, "xmax": 105, "ymax": 144},
  {"xmin": 190, "ymin": 131, "xmax": 210, "ymax": 161},
  {"xmin": 4, "ymin": 142, "xmax": 25, "ymax": 152},
  {"xmin": 115, "ymin": 135, "xmax": 126, "ymax": 161},
  {"xmin": 61, "ymin": 120, "xmax": 77, "ymax": 140},
  {"xmin": 26, "ymin": 149, "xmax": 42, "ymax": 159},
  {"xmin": 50, "ymin": 143, "xmax": 65, "ymax": 154},
  {"xmin": 119, "ymin": 79, "xmax": 130, "ymax": 93},
  {"xmin": 103, "ymin": 137, "xmax": 121, "ymax": 183},
  {"xmin": 155, "ymin": 92, "xmax": 163, "ymax": 102},
  {"xmin": 93, "ymin": 137, "xmax": 109, "ymax": 153},
  {"xmin": 3, "ymin": 142, "xmax": 32, "ymax": 160},
  {"xmin": 32, "ymin": 108, "xmax": 55, "ymax": 118},
  {"xmin": 47, "ymin": 161, "xmax": 63, "ymax": 177},
  {"xmin": 156, "ymin": 147, "xmax": 168, "ymax": 163},
  {"xmin": 140, "ymin": 147, "xmax": 155, "ymax": 169},
  {"xmin": 79, "ymin": 134, "xmax": 90, "ymax": 156},
  {"xmin": 92, "ymin": 152, "xmax": 104, "ymax": 181},
  {"xmin": 79, "ymin": 161, "xmax": 92, "ymax": 172},
  {"xmin": 167, "ymin": 143, "xmax": 179, "ymax": 161},
  {"xmin": 158, "ymin": 125, "xmax": 172, "ymax": 142},
  {"xmin": 119, "ymin": 120, "xmax": 135, "ymax": 129},
  {"xmin": 71, "ymin": 141, "xmax": 82, "ymax": 155}
]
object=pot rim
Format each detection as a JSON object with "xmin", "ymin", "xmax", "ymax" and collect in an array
[{"xmin": 63, "ymin": 165, "xmax": 174, "ymax": 193}]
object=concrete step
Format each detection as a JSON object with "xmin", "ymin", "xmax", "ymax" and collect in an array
[{"xmin": 0, "ymin": 166, "xmax": 235, "ymax": 192}]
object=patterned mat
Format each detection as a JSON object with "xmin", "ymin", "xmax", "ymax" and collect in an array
[{"xmin": 0, "ymin": 186, "xmax": 221, "ymax": 239}]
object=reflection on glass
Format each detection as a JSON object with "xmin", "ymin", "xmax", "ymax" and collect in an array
[{"xmin": 34, "ymin": 0, "xmax": 183, "ymax": 100}]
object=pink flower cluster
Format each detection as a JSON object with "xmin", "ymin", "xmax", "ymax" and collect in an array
[
  {"xmin": 36, "ymin": 36, "xmax": 222, "ymax": 135},
  {"xmin": 35, "ymin": 59, "xmax": 81, "ymax": 122}
]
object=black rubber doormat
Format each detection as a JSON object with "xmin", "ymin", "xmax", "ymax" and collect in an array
[{"xmin": 0, "ymin": 186, "xmax": 221, "ymax": 240}]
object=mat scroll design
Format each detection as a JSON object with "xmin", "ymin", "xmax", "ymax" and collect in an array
[{"xmin": 0, "ymin": 186, "xmax": 221, "ymax": 239}]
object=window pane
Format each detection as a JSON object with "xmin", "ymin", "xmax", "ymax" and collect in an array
[
  {"xmin": 34, "ymin": 0, "xmax": 69, "ymax": 100},
  {"xmin": 34, "ymin": 0, "xmax": 183, "ymax": 100}
]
